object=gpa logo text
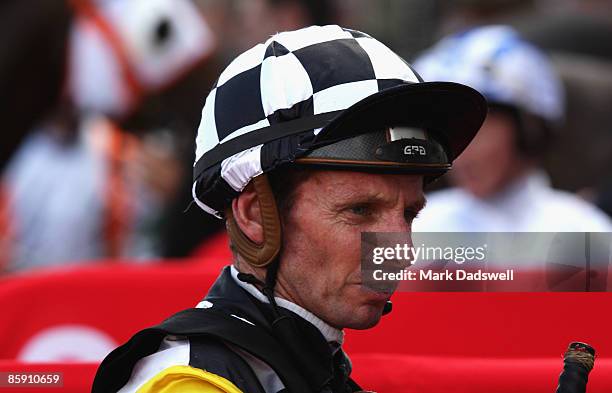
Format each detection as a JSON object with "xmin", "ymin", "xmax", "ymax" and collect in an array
[{"xmin": 403, "ymin": 145, "xmax": 426, "ymax": 155}]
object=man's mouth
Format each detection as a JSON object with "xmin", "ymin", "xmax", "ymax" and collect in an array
[{"xmin": 356, "ymin": 283, "xmax": 393, "ymax": 302}]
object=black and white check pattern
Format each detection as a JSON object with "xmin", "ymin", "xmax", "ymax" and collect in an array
[{"xmin": 193, "ymin": 25, "xmax": 421, "ymax": 218}]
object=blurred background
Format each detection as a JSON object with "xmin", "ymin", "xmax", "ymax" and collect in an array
[
  {"xmin": 1, "ymin": 2, "xmax": 612, "ymax": 389},
  {"xmin": 1, "ymin": 0, "xmax": 612, "ymax": 273}
]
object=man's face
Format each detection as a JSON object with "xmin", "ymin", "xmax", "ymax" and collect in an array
[
  {"xmin": 275, "ymin": 170, "xmax": 425, "ymax": 330},
  {"xmin": 450, "ymin": 110, "xmax": 523, "ymax": 198}
]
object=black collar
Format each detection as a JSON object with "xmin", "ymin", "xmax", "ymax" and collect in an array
[{"xmin": 204, "ymin": 266, "xmax": 353, "ymax": 392}]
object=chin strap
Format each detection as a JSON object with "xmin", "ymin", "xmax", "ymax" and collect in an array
[
  {"xmin": 237, "ymin": 264, "xmax": 284, "ymax": 320},
  {"xmin": 227, "ymin": 173, "xmax": 285, "ymax": 322},
  {"xmin": 383, "ymin": 300, "xmax": 392, "ymax": 315},
  {"xmin": 226, "ymin": 174, "xmax": 282, "ymax": 268}
]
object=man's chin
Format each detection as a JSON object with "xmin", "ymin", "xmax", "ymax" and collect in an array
[
  {"xmin": 342, "ymin": 303, "xmax": 386, "ymax": 330},
  {"xmin": 321, "ymin": 285, "xmax": 391, "ymax": 329},
  {"xmin": 338, "ymin": 285, "xmax": 392, "ymax": 329}
]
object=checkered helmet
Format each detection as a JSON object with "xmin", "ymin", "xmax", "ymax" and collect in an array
[{"xmin": 192, "ymin": 25, "xmax": 486, "ymax": 220}]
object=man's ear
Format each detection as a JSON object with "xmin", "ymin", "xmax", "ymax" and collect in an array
[{"xmin": 231, "ymin": 183, "xmax": 264, "ymax": 244}]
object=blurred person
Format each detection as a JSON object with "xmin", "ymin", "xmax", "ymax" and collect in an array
[
  {"xmin": 0, "ymin": 1, "xmax": 73, "ymax": 269},
  {"xmin": 412, "ymin": 25, "xmax": 612, "ymax": 232},
  {"xmin": 92, "ymin": 25, "xmax": 486, "ymax": 392},
  {"xmin": 0, "ymin": 0, "xmax": 216, "ymax": 272},
  {"xmin": 0, "ymin": 0, "xmax": 72, "ymax": 173},
  {"xmin": 432, "ymin": 0, "xmax": 612, "ymax": 193}
]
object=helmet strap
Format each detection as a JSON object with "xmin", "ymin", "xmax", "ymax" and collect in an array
[
  {"xmin": 225, "ymin": 174, "xmax": 282, "ymax": 268},
  {"xmin": 236, "ymin": 260, "xmax": 283, "ymax": 318},
  {"xmin": 228, "ymin": 174, "xmax": 284, "ymax": 316}
]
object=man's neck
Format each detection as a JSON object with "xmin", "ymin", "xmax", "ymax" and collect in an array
[{"xmin": 230, "ymin": 265, "xmax": 344, "ymax": 346}]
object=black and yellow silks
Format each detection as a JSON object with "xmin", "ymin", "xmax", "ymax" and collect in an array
[{"xmin": 92, "ymin": 267, "xmax": 361, "ymax": 393}]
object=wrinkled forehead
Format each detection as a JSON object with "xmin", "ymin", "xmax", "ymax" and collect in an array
[{"xmin": 293, "ymin": 170, "xmax": 426, "ymax": 205}]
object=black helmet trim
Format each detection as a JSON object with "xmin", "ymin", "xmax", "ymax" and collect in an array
[
  {"xmin": 295, "ymin": 158, "xmax": 450, "ymax": 173},
  {"xmin": 311, "ymin": 81, "xmax": 487, "ymax": 164},
  {"xmin": 295, "ymin": 126, "xmax": 451, "ymax": 176},
  {"xmin": 193, "ymin": 110, "xmax": 341, "ymax": 182}
]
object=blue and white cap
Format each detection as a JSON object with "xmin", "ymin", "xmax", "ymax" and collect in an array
[
  {"xmin": 413, "ymin": 25, "xmax": 564, "ymax": 122},
  {"xmin": 192, "ymin": 25, "xmax": 486, "ymax": 218}
]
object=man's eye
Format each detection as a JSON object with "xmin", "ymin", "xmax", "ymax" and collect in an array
[{"xmin": 349, "ymin": 205, "xmax": 371, "ymax": 216}]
